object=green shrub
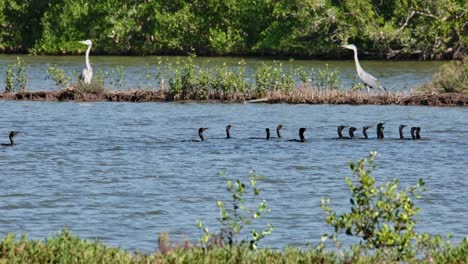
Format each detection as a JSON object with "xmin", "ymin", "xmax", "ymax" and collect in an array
[
  {"xmin": 4, "ymin": 57, "xmax": 28, "ymax": 93},
  {"xmin": 321, "ymin": 151, "xmax": 425, "ymax": 258},
  {"xmin": 46, "ymin": 65, "xmax": 71, "ymax": 88},
  {"xmin": 418, "ymin": 58, "xmax": 468, "ymax": 93},
  {"xmin": 198, "ymin": 171, "xmax": 274, "ymax": 251}
]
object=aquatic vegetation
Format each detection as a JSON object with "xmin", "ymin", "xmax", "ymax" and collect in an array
[
  {"xmin": 4, "ymin": 57, "xmax": 28, "ymax": 93},
  {"xmin": 46, "ymin": 65, "xmax": 71, "ymax": 88}
]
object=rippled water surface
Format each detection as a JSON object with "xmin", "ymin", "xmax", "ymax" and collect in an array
[{"xmin": 1, "ymin": 101, "xmax": 467, "ymax": 251}]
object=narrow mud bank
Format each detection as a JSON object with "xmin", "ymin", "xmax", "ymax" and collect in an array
[{"xmin": 1, "ymin": 88, "xmax": 467, "ymax": 106}]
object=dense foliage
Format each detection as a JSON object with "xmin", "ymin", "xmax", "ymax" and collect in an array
[
  {"xmin": 418, "ymin": 57, "xmax": 468, "ymax": 93},
  {"xmin": 0, "ymin": 0, "xmax": 466, "ymax": 58}
]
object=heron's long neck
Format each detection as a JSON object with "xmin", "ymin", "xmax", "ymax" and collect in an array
[
  {"xmin": 85, "ymin": 44, "xmax": 92, "ymax": 70},
  {"xmin": 352, "ymin": 48, "xmax": 363, "ymax": 73}
]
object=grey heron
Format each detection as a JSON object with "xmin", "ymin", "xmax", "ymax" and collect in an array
[
  {"xmin": 79, "ymin": 39, "xmax": 93, "ymax": 85},
  {"xmin": 342, "ymin": 44, "xmax": 386, "ymax": 92},
  {"xmin": 1, "ymin": 131, "xmax": 20, "ymax": 146}
]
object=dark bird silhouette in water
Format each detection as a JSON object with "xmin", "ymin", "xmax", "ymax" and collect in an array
[
  {"xmin": 399, "ymin": 125, "xmax": 407, "ymax": 139},
  {"xmin": 340, "ymin": 127, "xmax": 357, "ymax": 139},
  {"xmin": 1, "ymin": 131, "xmax": 20, "ymax": 146},
  {"xmin": 276, "ymin": 125, "xmax": 283, "ymax": 138},
  {"xmin": 250, "ymin": 128, "xmax": 270, "ymax": 140},
  {"xmin": 192, "ymin": 128, "xmax": 208, "ymax": 142},
  {"xmin": 226, "ymin": 125, "xmax": 232, "ymax": 139},
  {"xmin": 348, "ymin": 127, "xmax": 357, "ymax": 139},
  {"xmin": 415, "ymin": 127, "xmax": 421, "ymax": 139},
  {"xmin": 377, "ymin": 123, "xmax": 385, "ymax": 139},
  {"xmin": 337, "ymin": 125, "xmax": 348, "ymax": 139},
  {"xmin": 410, "ymin": 127, "xmax": 417, "ymax": 140},
  {"xmin": 362, "ymin": 126, "xmax": 371, "ymax": 139},
  {"xmin": 287, "ymin": 128, "xmax": 307, "ymax": 142}
]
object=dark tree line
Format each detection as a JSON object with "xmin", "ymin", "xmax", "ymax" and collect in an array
[{"xmin": 0, "ymin": 0, "xmax": 466, "ymax": 59}]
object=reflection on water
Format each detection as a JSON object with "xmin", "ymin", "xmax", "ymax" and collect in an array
[
  {"xmin": 0, "ymin": 55, "xmax": 443, "ymax": 92},
  {"xmin": 0, "ymin": 102, "xmax": 467, "ymax": 251}
]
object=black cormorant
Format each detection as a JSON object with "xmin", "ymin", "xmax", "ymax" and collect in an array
[
  {"xmin": 410, "ymin": 127, "xmax": 417, "ymax": 140},
  {"xmin": 348, "ymin": 127, "xmax": 357, "ymax": 139},
  {"xmin": 1, "ymin": 131, "xmax": 19, "ymax": 146},
  {"xmin": 276, "ymin": 125, "xmax": 283, "ymax": 138},
  {"xmin": 249, "ymin": 128, "xmax": 270, "ymax": 140},
  {"xmin": 287, "ymin": 128, "xmax": 307, "ymax": 142},
  {"xmin": 226, "ymin": 125, "xmax": 232, "ymax": 139},
  {"xmin": 195, "ymin": 128, "xmax": 208, "ymax": 142},
  {"xmin": 399, "ymin": 125, "xmax": 407, "ymax": 139},
  {"xmin": 377, "ymin": 123, "xmax": 385, "ymax": 139},
  {"xmin": 337, "ymin": 125, "xmax": 348, "ymax": 139},
  {"xmin": 362, "ymin": 126, "xmax": 371, "ymax": 139},
  {"xmin": 415, "ymin": 127, "xmax": 421, "ymax": 139}
]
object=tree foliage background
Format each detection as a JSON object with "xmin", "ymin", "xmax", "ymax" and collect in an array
[{"xmin": 0, "ymin": 0, "xmax": 466, "ymax": 59}]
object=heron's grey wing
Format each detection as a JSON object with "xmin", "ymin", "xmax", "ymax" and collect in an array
[
  {"xmin": 359, "ymin": 70, "xmax": 385, "ymax": 90},
  {"xmin": 79, "ymin": 68, "xmax": 86, "ymax": 81}
]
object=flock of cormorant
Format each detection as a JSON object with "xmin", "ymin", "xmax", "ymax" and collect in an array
[
  {"xmin": 190, "ymin": 123, "xmax": 422, "ymax": 142},
  {"xmin": 1, "ymin": 124, "xmax": 421, "ymax": 146}
]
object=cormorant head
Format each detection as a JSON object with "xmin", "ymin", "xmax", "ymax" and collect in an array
[
  {"xmin": 198, "ymin": 127, "xmax": 208, "ymax": 133},
  {"xmin": 399, "ymin": 124, "xmax": 407, "ymax": 130},
  {"xmin": 338, "ymin": 125, "xmax": 348, "ymax": 132},
  {"xmin": 9, "ymin": 131, "xmax": 20, "ymax": 138}
]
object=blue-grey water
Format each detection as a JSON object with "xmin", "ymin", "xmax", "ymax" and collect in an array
[
  {"xmin": 0, "ymin": 55, "xmax": 444, "ymax": 92},
  {"xmin": 1, "ymin": 101, "xmax": 467, "ymax": 251}
]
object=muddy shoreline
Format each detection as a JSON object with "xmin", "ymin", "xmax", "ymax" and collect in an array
[{"xmin": 1, "ymin": 88, "xmax": 467, "ymax": 107}]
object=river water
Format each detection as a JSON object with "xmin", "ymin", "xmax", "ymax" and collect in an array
[
  {"xmin": 0, "ymin": 55, "xmax": 445, "ymax": 92},
  {"xmin": 1, "ymin": 100, "xmax": 467, "ymax": 251}
]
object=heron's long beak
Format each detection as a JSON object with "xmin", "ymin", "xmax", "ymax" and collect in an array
[{"xmin": 78, "ymin": 41, "xmax": 87, "ymax": 45}]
